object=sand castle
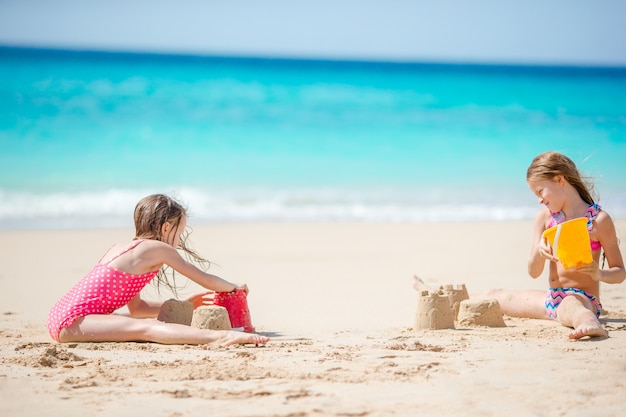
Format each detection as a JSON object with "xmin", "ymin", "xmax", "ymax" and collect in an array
[
  {"xmin": 157, "ymin": 299, "xmax": 233, "ymax": 330},
  {"xmin": 415, "ymin": 284, "xmax": 505, "ymax": 330},
  {"xmin": 155, "ymin": 290, "xmax": 256, "ymax": 331},
  {"xmin": 438, "ymin": 284, "xmax": 469, "ymax": 319},
  {"xmin": 415, "ymin": 290, "xmax": 456, "ymax": 330},
  {"xmin": 457, "ymin": 299, "xmax": 506, "ymax": 328},
  {"xmin": 157, "ymin": 299, "xmax": 193, "ymax": 326},
  {"xmin": 191, "ymin": 306, "xmax": 232, "ymax": 330}
]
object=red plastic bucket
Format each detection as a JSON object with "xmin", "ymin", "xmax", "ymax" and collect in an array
[{"xmin": 213, "ymin": 289, "xmax": 255, "ymax": 332}]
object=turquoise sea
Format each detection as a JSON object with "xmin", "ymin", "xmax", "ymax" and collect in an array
[{"xmin": 1, "ymin": 47, "xmax": 625, "ymax": 229}]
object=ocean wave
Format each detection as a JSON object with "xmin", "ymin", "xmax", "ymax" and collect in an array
[{"xmin": 0, "ymin": 187, "xmax": 547, "ymax": 230}]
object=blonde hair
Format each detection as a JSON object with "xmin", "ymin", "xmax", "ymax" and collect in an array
[
  {"xmin": 526, "ymin": 151, "xmax": 596, "ymax": 205},
  {"xmin": 133, "ymin": 194, "xmax": 210, "ymax": 293}
]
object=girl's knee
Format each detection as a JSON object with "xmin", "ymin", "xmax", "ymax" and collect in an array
[{"xmin": 556, "ymin": 295, "xmax": 596, "ymax": 321}]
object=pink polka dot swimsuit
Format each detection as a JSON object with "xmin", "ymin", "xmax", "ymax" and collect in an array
[{"xmin": 47, "ymin": 240, "xmax": 158, "ymax": 342}]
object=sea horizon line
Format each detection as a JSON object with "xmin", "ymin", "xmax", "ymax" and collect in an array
[{"xmin": 2, "ymin": 44, "xmax": 626, "ymax": 76}]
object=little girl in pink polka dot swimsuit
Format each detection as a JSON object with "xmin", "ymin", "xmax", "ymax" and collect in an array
[{"xmin": 47, "ymin": 194, "xmax": 269, "ymax": 347}]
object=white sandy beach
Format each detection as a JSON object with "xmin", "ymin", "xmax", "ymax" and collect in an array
[{"xmin": 1, "ymin": 221, "xmax": 626, "ymax": 416}]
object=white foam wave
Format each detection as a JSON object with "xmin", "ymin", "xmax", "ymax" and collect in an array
[
  {"xmin": 0, "ymin": 186, "xmax": 554, "ymax": 230},
  {"xmin": 2, "ymin": 185, "xmax": 625, "ymax": 230}
]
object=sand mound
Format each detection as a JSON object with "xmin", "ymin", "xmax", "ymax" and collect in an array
[
  {"xmin": 457, "ymin": 299, "xmax": 506, "ymax": 327},
  {"xmin": 191, "ymin": 306, "xmax": 232, "ymax": 330},
  {"xmin": 157, "ymin": 299, "xmax": 193, "ymax": 325}
]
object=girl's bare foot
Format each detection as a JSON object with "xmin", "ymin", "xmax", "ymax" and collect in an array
[
  {"xmin": 568, "ymin": 320, "xmax": 608, "ymax": 340},
  {"xmin": 218, "ymin": 331, "xmax": 269, "ymax": 347}
]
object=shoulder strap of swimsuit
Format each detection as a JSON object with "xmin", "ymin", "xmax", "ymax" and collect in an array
[
  {"xmin": 585, "ymin": 203, "xmax": 601, "ymax": 228},
  {"xmin": 100, "ymin": 239, "xmax": 145, "ymax": 265},
  {"xmin": 549, "ymin": 210, "xmax": 565, "ymax": 227}
]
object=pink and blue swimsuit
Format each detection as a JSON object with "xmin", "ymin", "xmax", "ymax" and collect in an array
[{"xmin": 544, "ymin": 204, "xmax": 603, "ymax": 319}]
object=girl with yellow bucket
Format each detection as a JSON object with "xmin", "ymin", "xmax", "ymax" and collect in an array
[{"xmin": 483, "ymin": 152, "xmax": 625, "ymax": 339}]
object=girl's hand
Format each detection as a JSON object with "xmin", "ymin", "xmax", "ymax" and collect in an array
[
  {"xmin": 575, "ymin": 261, "xmax": 602, "ymax": 281},
  {"xmin": 235, "ymin": 283, "xmax": 249, "ymax": 295},
  {"xmin": 186, "ymin": 291, "xmax": 216, "ymax": 309},
  {"xmin": 537, "ymin": 238, "xmax": 557, "ymax": 263}
]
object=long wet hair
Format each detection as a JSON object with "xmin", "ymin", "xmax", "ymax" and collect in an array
[
  {"xmin": 133, "ymin": 193, "xmax": 210, "ymax": 294},
  {"xmin": 526, "ymin": 151, "xmax": 596, "ymax": 205}
]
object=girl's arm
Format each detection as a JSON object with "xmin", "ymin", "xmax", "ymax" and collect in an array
[
  {"xmin": 127, "ymin": 291, "xmax": 226, "ymax": 317},
  {"xmin": 127, "ymin": 294, "xmax": 164, "ymax": 318},
  {"xmin": 153, "ymin": 242, "xmax": 243, "ymax": 293},
  {"xmin": 582, "ymin": 212, "xmax": 626, "ymax": 284},
  {"xmin": 528, "ymin": 210, "xmax": 554, "ymax": 278}
]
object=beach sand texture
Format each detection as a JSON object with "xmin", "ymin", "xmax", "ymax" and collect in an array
[{"xmin": 1, "ymin": 221, "xmax": 626, "ymax": 416}]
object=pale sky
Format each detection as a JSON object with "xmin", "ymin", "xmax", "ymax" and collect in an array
[{"xmin": 1, "ymin": 0, "xmax": 625, "ymax": 66}]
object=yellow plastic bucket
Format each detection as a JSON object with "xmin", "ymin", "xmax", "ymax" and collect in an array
[{"xmin": 542, "ymin": 217, "xmax": 593, "ymax": 269}]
